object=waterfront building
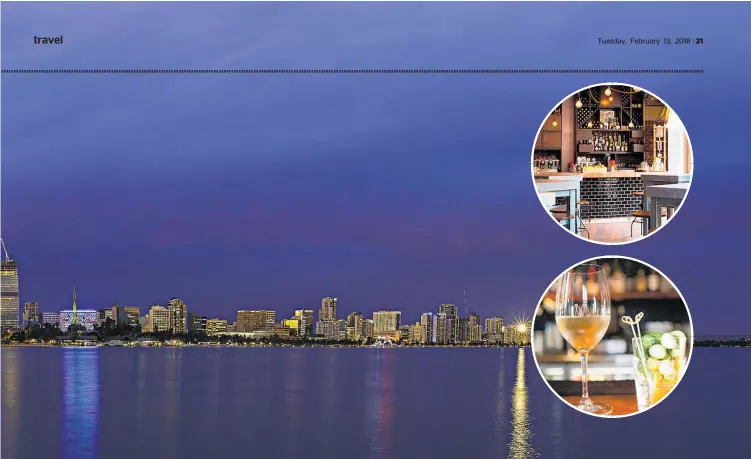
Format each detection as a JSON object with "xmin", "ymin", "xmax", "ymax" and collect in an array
[
  {"xmin": 468, "ymin": 313, "xmax": 482, "ymax": 343},
  {"xmin": 23, "ymin": 301, "xmax": 39, "ymax": 325},
  {"xmin": 294, "ymin": 309, "xmax": 314, "ymax": 337},
  {"xmin": 59, "ymin": 310, "xmax": 97, "ymax": 332},
  {"xmin": 409, "ymin": 323, "xmax": 423, "ymax": 344},
  {"xmin": 373, "ymin": 310, "xmax": 401, "ymax": 340},
  {"xmin": 112, "ymin": 305, "xmax": 129, "ymax": 326},
  {"xmin": 40, "ymin": 312, "xmax": 60, "ymax": 327},
  {"xmin": 148, "ymin": 306, "xmax": 171, "ymax": 332},
  {"xmin": 420, "ymin": 313, "xmax": 432, "ymax": 344},
  {"xmin": 140, "ymin": 314, "xmax": 151, "ymax": 332},
  {"xmin": 0, "ymin": 240, "xmax": 19, "ymax": 328},
  {"xmin": 167, "ymin": 298, "xmax": 187, "ymax": 333},
  {"xmin": 399, "ymin": 325, "xmax": 411, "ymax": 342},
  {"xmin": 363, "ymin": 319, "xmax": 374, "ymax": 339},
  {"xmin": 439, "ymin": 304, "xmax": 459, "ymax": 343},
  {"xmin": 187, "ymin": 313, "xmax": 207, "ymax": 332},
  {"xmin": 284, "ymin": 318, "xmax": 300, "ymax": 335},
  {"xmin": 237, "ymin": 310, "xmax": 274, "ymax": 332},
  {"xmin": 347, "ymin": 312, "xmax": 363, "ymax": 341},
  {"xmin": 206, "ymin": 318, "xmax": 228, "ymax": 335},
  {"xmin": 319, "ymin": 297, "xmax": 337, "ymax": 321},
  {"xmin": 124, "ymin": 307, "xmax": 140, "ymax": 328},
  {"xmin": 433, "ymin": 313, "xmax": 449, "ymax": 344},
  {"xmin": 485, "ymin": 317, "xmax": 504, "ymax": 343},
  {"xmin": 96, "ymin": 308, "xmax": 113, "ymax": 324}
]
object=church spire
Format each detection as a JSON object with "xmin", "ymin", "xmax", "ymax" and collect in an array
[{"xmin": 72, "ymin": 285, "xmax": 78, "ymax": 325}]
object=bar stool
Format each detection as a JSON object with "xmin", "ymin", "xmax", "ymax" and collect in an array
[
  {"xmin": 630, "ymin": 190, "xmax": 649, "ymax": 237},
  {"xmin": 577, "ymin": 200, "xmax": 589, "ymax": 238}
]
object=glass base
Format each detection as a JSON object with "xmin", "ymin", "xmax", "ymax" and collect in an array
[{"xmin": 577, "ymin": 399, "xmax": 613, "ymax": 415}]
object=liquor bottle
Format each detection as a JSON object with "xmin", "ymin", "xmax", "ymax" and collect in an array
[
  {"xmin": 635, "ymin": 269, "xmax": 648, "ymax": 292},
  {"xmin": 647, "ymin": 269, "xmax": 660, "ymax": 292},
  {"xmin": 611, "ymin": 261, "xmax": 626, "ymax": 296}
]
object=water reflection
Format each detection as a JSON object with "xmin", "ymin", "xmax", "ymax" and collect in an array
[
  {"xmin": 62, "ymin": 349, "xmax": 100, "ymax": 459},
  {"xmin": 367, "ymin": 350, "xmax": 394, "ymax": 459},
  {"xmin": 283, "ymin": 350, "xmax": 302, "ymax": 458},
  {"xmin": 163, "ymin": 349, "xmax": 182, "ymax": 459},
  {"xmin": 508, "ymin": 349, "xmax": 536, "ymax": 459},
  {"xmin": 550, "ymin": 390, "xmax": 563, "ymax": 459},
  {"xmin": 494, "ymin": 350, "xmax": 506, "ymax": 456},
  {"xmin": 2, "ymin": 350, "xmax": 20, "ymax": 459}
]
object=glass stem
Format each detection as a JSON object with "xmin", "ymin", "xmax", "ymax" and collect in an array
[{"xmin": 580, "ymin": 350, "xmax": 592, "ymax": 404}]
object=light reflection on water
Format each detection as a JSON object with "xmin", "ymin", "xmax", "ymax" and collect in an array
[
  {"xmin": 508, "ymin": 348, "xmax": 537, "ymax": 459},
  {"xmin": 494, "ymin": 350, "xmax": 506, "ymax": 457},
  {"xmin": 62, "ymin": 349, "xmax": 99, "ymax": 459},
  {"xmin": 1, "ymin": 350, "xmax": 20, "ymax": 459},
  {"xmin": 366, "ymin": 349, "xmax": 393, "ymax": 459}
]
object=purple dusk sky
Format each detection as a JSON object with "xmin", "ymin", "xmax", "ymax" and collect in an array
[{"xmin": 2, "ymin": 2, "xmax": 750, "ymax": 333}]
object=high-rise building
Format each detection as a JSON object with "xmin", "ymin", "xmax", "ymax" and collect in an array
[
  {"xmin": 139, "ymin": 314, "xmax": 151, "ymax": 332},
  {"xmin": 347, "ymin": 312, "xmax": 363, "ymax": 341},
  {"xmin": 468, "ymin": 313, "xmax": 482, "ymax": 343},
  {"xmin": 420, "ymin": 313, "xmax": 433, "ymax": 344},
  {"xmin": 485, "ymin": 317, "xmax": 504, "ymax": 343},
  {"xmin": 316, "ymin": 297, "xmax": 339, "ymax": 339},
  {"xmin": 112, "ymin": 305, "xmax": 129, "ymax": 327},
  {"xmin": 373, "ymin": 311, "xmax": 401, "ymax": 340},
  {"xmin": 362, "ymin": 319, "xmax": 374, "ymax": 339},
  {"xmin": 457, "ymin": 317, "xmax": 469, "ymax": 343},
  {"xmin": 149, "ymin": 306, "xmax": 171, "ymax": 332},
  {"xmin": 23, "ymin": 302, "xmax": 39, "ymax": 325},
  {"xmin": 319, "ymin": 297, "xmax": 337, "ymax": 322},
  {"xmin": 237, "ymin": 310, "xmax": 274, "ymax": 332},
  {"xmin": 432, "ymin": 313, "xmax": 449, "ymax": 344},
  {"xmin": 439, "ymin": 304, "xmax": 459, "ymax": 343},
  {"xmin": 0, "ymin": 241, "xmax": 20, "ymax": 328},
  {"xmin": 409, "ymin": 323, "xmax": 423, "ymax": 344},
  {"xmin": 206, "ymin": 318, "xmax": 228, "ymax": 335},
  {"xmin": 125, "ymin": 307, "xmax": 140, "ymax": 328},
  {"xmin": 284, "ymin": 318, "xmax": 300, "ymax": 335},
  {"xmin": 187, "ymin": 313, "xmax": 207, "ymax": 332},
  {"xmin": 40, "ymin": 312, "xmax": 59, "ymax": 327},
  {"xmin": 294, "ymin": 310, "xmax": 314, "ymax": 337},
  {"xmin": 167, "ymin": 298, "xmax": 187, "ymax": 333}
]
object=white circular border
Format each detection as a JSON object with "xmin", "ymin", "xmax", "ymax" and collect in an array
[
  {"xmin": 530, "ymin": 82, "xmax": 696, "ymax": 246},
  {"xmin": 529, "ymin": 254, "xmax": 695, "ymax": 419}
]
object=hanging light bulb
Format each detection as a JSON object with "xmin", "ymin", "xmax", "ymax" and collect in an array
[
  {"xmin": 604, "ymin": 87, "xmax": 612, "ymax": 97},
  {"xmin": 628, "ymin": 121, "xmax": 635, "ymax": 129},
  {"xmin": 552, "ymin": 118, "xmax": 558, "ymax": 127},
  {"xmin": 587, "ymin": 121, "xmax": 594, "ymax": 128},
  {"xmin": 575, "ymin": 99, "xmax": 583, "ymax": 109},
  {"xmin": 609, "ymin": 96, "xmax": 614, "ymax": 102}
]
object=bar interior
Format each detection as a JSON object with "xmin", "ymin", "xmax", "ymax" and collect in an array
[{"xmin": 533, "ymin": 85, "xmax": 693, "ymax": 243}]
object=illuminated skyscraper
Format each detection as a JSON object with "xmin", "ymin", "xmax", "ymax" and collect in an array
[
  {"xmin": 432, "ymin": 313, "xmax": 449, "ymax": 344},
  {"xmin": 373, "ymin": 311, "xmax": 401, "ymax": 339},
  {"xmin": 439, "ymin": 304, "xmax": 459, "ymax": 343},
  {"xmin": 420, "ymin": 313, "xmax": 432, "ymax": 344},
  {"xmin": 468, "ymin": 313, "xmax": 482, "ymax": 343},
  {"xmin": 23, "ymin": 302, "xmax": 39, "ymax": 325},
  {"xmin": 319, "ymin": 297, "xmax": 337, "ymax": 321},
  {"xmin": 167, "ymin": 298, "xmax": 187, "ymax": 333},
  {"xmin": 149, "ymin": 306, "xmax": 171, "ymax": 332},
  {"xmin": 0, "ymin": 240, "xmax": 20, "ymax": 328},
  {"xmin": 485, "ymin": 317, "xmax": 504, "ymax": 343},
  {"xmin": 237, "ymin": 310, "xmax": 274, "ymax": 332},
  {"xmin": 294, "ymin": 309, "xmax": 314, "ymax": 337},
  {"xmin": 347, "ymin": 312, "xmax": 363, "ymax": 341},
  {"xmin": 362, "ymin": 319, "xmax": 374, "ymax": 339},
  {"xmin": 205, "ymin": 318, "xmax": 228, "ymax": 335}
]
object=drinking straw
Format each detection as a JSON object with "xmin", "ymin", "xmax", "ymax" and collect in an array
[{"xmin": 621, "ymin": 315, "xmax": 652, "ymax": 387}]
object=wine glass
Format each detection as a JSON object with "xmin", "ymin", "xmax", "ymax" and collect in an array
[{"xmin": 555, "ymin": 263, "xmax": 612, "ymax": 415}]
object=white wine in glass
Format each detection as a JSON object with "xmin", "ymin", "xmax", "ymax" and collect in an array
[{"xmin": 555, "ymin": 263, "xmax": 612, "ymax": 415}]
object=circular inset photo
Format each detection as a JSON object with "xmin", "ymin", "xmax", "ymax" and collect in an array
[
  {"xmin": 531, "ymin": 83, "xmax": 694, "ymax": 244},
  {"xmin": 531, "ymin": 256, "xmax": 693, "ymax": 418}
]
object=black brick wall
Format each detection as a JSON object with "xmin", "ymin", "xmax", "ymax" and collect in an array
[{"xmin": 580, "ymin": 177, "xmax": 643, "ymax": 219}]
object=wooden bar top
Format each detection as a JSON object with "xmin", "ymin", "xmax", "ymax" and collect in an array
[
  {"xmin": 563, "ymin": 395, "xmax": 639, "ymax": 417},
  {"xmin": 535, "ymin": 171, "xmax": 642, "ymax": 179}
]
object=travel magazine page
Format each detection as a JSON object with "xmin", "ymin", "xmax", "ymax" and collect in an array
[{"xmin": 1, "ymin": 1, "xmax": 748, "ymax": 458}]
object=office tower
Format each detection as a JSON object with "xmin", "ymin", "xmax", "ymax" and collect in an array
[
  {"xmin": 23, "ymin": 302, "xmax": 39, "ymax": 325},
  {"xmin": 336, "ymin": 319, "xmax": 347, "ymax": 341},
  {"xmin": 294, "ymin": 310, "xmax": 314, "ymax": 337},
  {"xmin": 432, "ymin": 313, "xmax": 449, "ymax": 344},
  {"xmin": 284, "ymin": 318, "xmax": 300, "ymax": 335},
  {"xmin": 40, "ymin": 312, "xmax": 59, "ymax": 327},
  {"xmin": 112, "ymin": 305, "xmax": 129, "ymax": 326},
  {"xmin": 410, "ymin": 323, "xmax": 423, "ymax": 344},
  {"xmin": 316, "ymin": 297, "xmax": 339, "ymax": 339},
  {"xmin": 319, "ymin": 297, "xmax": 337, "ymax": 321},
  {"xmin": 96, "ymin": 309, "xmax": 111, "ymax": 325},
  {"xmin": 439, "ymin": 304, "xmax": 459, "ymax": 343},
  {"xmin": 373, "ymin": 311, "xmax": 401, "ymax": 340},
  {"xmin": 204, "ymin": 318, "xmax": 226, "ymax": 335},
  {"xmin": 148, "ymin": 306, "xmax": 171, "ymax": 332},
  {"xmin": 420, "ymin": 313, "xmax": 433, "ymax": 344},
  {"xmin": 187, "ymin": 312, "xmax": 207, "ymax": 332},
  {"xmin": 0, "ymin": 240, "xmax": 20, "ymax": 328},
  {"xmin": 457, "ymin": 317, "xmax": 470, "ymax": 343},
  {"xmin": 347, "ymin": 312, "xmax": 363, "ymax": 341},
  {"xmin": 124, "ymin": 307, "xmax": 140, "ymax": 328},
  {"xmin": 485, "ymin": 317, "xmax": 504, "ymax": 343},
  {"xmin": 468, "ymin": 313, "xmax": 482, "ymax": 343},
  {"xmin": 362, "ymin": 319, "xmax": 374, "ymax": 339},
  {"xmin": 399, "ymin": 325, "xmax": 411, "ymax": 342},
  {"xmin": 237, "ymin": 310, "xmax": 274, "ymax": 332},
  {"xmin": 167, "ymin": 298, "xmax": 187, "ymax": 333}
]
